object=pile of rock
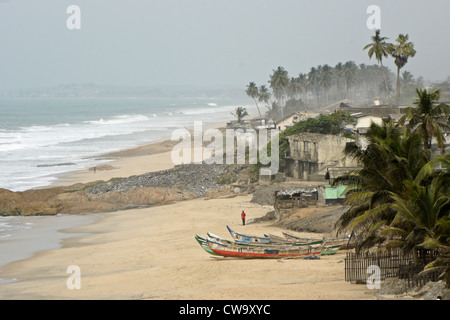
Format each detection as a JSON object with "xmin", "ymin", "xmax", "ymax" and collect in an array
[{"xmin": 85, "ymin": 163, "xmax": 230, "ymax": 196}]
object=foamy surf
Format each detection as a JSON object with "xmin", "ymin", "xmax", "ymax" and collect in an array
[{"xmin": 0, "ymin": 97, "xmax": 254, "ymax": 191}]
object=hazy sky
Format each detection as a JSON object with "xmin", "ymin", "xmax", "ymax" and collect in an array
[{"xmin": 1, "ymin": 0, "xmax": 449, "ymax": 90}]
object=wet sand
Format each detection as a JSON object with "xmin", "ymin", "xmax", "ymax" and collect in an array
[{"xmin": 0, "ymin": 214, "xmax": 99, "ymax": 284}]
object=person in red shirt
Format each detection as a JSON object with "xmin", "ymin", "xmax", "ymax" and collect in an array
[{"xmin": 241, "ymin": 210, "xmax": 246, "ymax": 226}]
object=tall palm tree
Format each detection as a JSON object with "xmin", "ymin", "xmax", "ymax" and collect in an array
[
  {"xmin": 342, "ymin": 61, "xmax": 358, "ymax": 99},
  {"xmin": 269, "ymin": 66, "xmax": 289, "ymax": 119},
  {"xmin": 318, "ymin": 64, "xmax": 334, "ymax": 104},
  {"xmin": 401, "ymin": 71, "xmax": 414, "ymax": 90},
  {"xmin": 257, "ymin": 85, "xmax": 271, "ymax": 111},
  {"xmin": 287, "ymin": 76, "xmax": 302, "ymax": 100},
  {"xmin": 307, "ymin": 67, "xmax": 320, "ymax": 107},
  {"xmin": 246, "ymin": 82, "xmax": 262, "ymax": 117},
  {"xmin": 400, "ymin": 89, "xmax": 450, "ymax": 151},
  {"xmin": 297, "ymin": 73, "xmax": 308, "ymax": 103},
  {"xmin": 363, "ymin": 30, "xmax": 394, "ymax": 98},
  {"xmin": 334, "ymin": 62, "xmax": 345, "ymax": 100},
  {"xmin": 391, "ymin": 34, "xmax": 416, "ymax": 103}
]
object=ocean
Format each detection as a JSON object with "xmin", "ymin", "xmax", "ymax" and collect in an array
[
  {"xmin": 0, "ymin": 94, "xmax": 253, "ymax": 276},
  {"xmin": 0, "ymin": 95, "xmax": 253, "ymax": 192},
  {"xmin": 0, "ymin": 213, "xmax": 99, "ymax": 282}
]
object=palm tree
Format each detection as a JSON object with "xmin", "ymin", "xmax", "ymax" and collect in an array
[
  {"xmin": 318, "ymin": 64, "xmax": 334, "ymax": 104},
  {"xmin": 287, "ymin": 77, "xmax": 301, "ymax": 101},
  {"xmin": 401, "ymin": 71, "xmax": 414, "ymax": 91},
  {"xmin": 378, "ymin": 78, "xmax": 393, "ymax": 99},
  {"xmin": 246, "ymin": 82, "xmax": 262, "ymax": 117},
  {"xmin": 391, "ymin": 34, "xmax": 416, "ymax": 103},
  {"xmin": 307, "ymin": 67, "xmax": 320, "ymax": 107},
  {"xmin": 334, "ymin": 62, "xmax": 345, "ymax": 100},
  {"xmin": 363, "ymin": 30, "xmax": 394, "ymax": 98},
  {"xmin": 257, "ymin": 85, "xmax": 271, "ymax": 111},
  {"xmin": 400, "ymin": 89, "xmax": 450, "ymax": 151},
  {"xmin": 342, "ymin": 61, "xmax": 358, "ymax": 99},
  {"xmin": 334, "ymin": 120, "xmax": 430, "ymax": 250},
  {"xmin": 269, "ymin": 66, "xmax": 289, "ymax": 119},
  {"xmin": 231, "ymin": 106, "xmax": 249, "ymax": 123},
  {"xmin": 382, "ymin": 169, "xmax": 449, "ymax": 253},
  {"xmin": 297, "ymin": 73, "xmax": 308, "ymax": 103},
  {"xmin": 379, "ymin": 153, "xmax": 450, "ymax": 274}
]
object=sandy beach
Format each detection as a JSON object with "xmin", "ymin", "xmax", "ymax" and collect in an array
[
  {"xmin": 0, "ymin": 134, "xmax": 377, "ymax": 300},
  {"xmin": 0, "ymin": 195, "xmax": 375, "ymax": 300}
]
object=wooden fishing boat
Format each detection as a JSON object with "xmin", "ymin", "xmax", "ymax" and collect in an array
[
  {"xmin": 207, "ymin": 232, "xmax": 320, "ymax": 249},
  {"xmin": 320, "ymin": 244, "xmax": 342, "ymax": 255},
  {"xmin": 206, "ymin": 238, "xmax": 322, "ymax": 259},
  {"xmin": 266, "ymin": 233, "xmax": 325, "ymax": 246},
  {"xmin": 209, "ymin": 232, "xmax": 323, "ymax": 248},
  {"xmin": 283, "ymin": 231, "xmax": 349, "ymax": 253},
  {"xmin": 282, "ymin": 231, "xmax": 321, "ymax": 243},
  {"xmin": 226, "ymin": 225, "xmax": 272, "ymax": 244},
  {"xmin": 195, "ymin": 235, "xmax": 218, "ymax": 256}
]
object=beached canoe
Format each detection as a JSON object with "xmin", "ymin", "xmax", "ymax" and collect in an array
[
  {"xmin": 282, "ymin": 231, "xmax": 321, "ymax": 242},
  {"xmin": 226, "ymin": 226, "xmax": 274, "ymax": 244},
  {"xmin": 265, "ymin": 233, "xmax": 325, "ymax": 246},
  {"xmin": 195, "ymin": 235, "xmax": 218, "ymax": 256},
  {"xmin": 283, "ymin": 231, "xmax": 348, "ymax": 253},
  {"xmin": 320, "ymin": 244, "xmax": 342, "ymax": 255},
  {"xmin": 207, "ymin": 232, "xmax": 323, "ymax": 249},
  {"xmin": 209, "ymin": 232, "xmax": 323, "ymax": 248},
  {"xmin": 206, "ymin": 238, "xmax": 322, "ymax": 259}
]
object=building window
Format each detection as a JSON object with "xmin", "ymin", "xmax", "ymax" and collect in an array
[{"xmin": 304, "ymin": 141, "xmax": 310, "ymax": 152}]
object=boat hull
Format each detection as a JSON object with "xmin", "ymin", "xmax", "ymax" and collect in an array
[
  {"xmin": 207, "ymin": 239, "xmax": 321, "ymax": 259},
  {"xmin": 195, "ymin": 235, "xmax": 218, "ymax": 256},
  {"xmin": 226, "ymin": 226, "xmax": 272, "ymax": 244}
]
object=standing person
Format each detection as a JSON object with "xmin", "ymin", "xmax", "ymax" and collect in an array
[{"xmin": 241, "ymin": 210, "xmax": 246, "ymax": 226}]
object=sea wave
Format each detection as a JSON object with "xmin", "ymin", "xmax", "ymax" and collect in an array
[
  {"xmin": 83, "ymin": 114, "xmax": 151, "ymax": 125},
  {"xmin": 0, "ymin": 98, "xmax": 253, "ymax": 191}
]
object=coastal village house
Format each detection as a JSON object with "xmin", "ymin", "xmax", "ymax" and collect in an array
[
  {"xmin": 226, "ymin": 117, "xmax": 276, "ymax": 130},
  {"xmin": 284, "ymin": 132, "xmax": 358, "ymax": 181},
  {"xmin": 345, "ymin": 113, "xmax": 385, "ymax": 150},
  {"xmin": 276, "ymin": 111, "xmax": 321, "ymax": 131}
]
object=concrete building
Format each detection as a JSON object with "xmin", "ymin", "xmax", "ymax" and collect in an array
[
  {"xmin": 351, "ymin": 113, "xmax": 384, "ymax": 129},
  {"xmin": 276, "ymin": 111, "xmax": 321, "ymax": 131},
  {"xmin": 284, "ymin": 132, "xmax": 358, "ymax": 180}
]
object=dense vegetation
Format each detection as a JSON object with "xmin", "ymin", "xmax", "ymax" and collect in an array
[
  {"xmin": 246, "ymin": 30, "xmax": 450, "ymax": 285},
  {"xmin": 246, "ymin": 30, "xmax": 450, "ymax": 123},
  {"xmin": 334, "ymin": 89, "xmax": 449, "ymax": 284}
]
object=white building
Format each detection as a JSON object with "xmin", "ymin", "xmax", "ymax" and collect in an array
[{"xmin": 276, "ymin": 111, "xmax": 321, "ymax": 131}]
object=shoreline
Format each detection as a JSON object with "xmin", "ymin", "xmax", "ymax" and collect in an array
[
  {"xmin": 0, "ymin": 106, "xmax": 378, "ymax": 300},
  {"xmin": 0, "ymin": 213, "xmax": 100, "ymax": 283},
  {"xmin": 0, "ymin": 195, "xmax": 377, "ymax": 300},
  {"xmin": 47, "ymin": 118, "xmax": 237, "ymax": 189}
]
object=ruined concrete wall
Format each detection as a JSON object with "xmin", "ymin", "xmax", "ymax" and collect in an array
[{"xmin": 286, "ymin": 133, "xmax": 358, "ymax": 177}]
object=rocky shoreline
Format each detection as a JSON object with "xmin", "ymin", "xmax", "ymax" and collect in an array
[
  {"xmin": 0, "ymin": 161, "xmax": 345, "ymax": 235},
  {"xmin": 0, "ymin": 163, "xmax": 253, "ymax": 216},
  {"xmin": 85, "ymin": 163, "xmax": 231, "ymax": 196}
]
